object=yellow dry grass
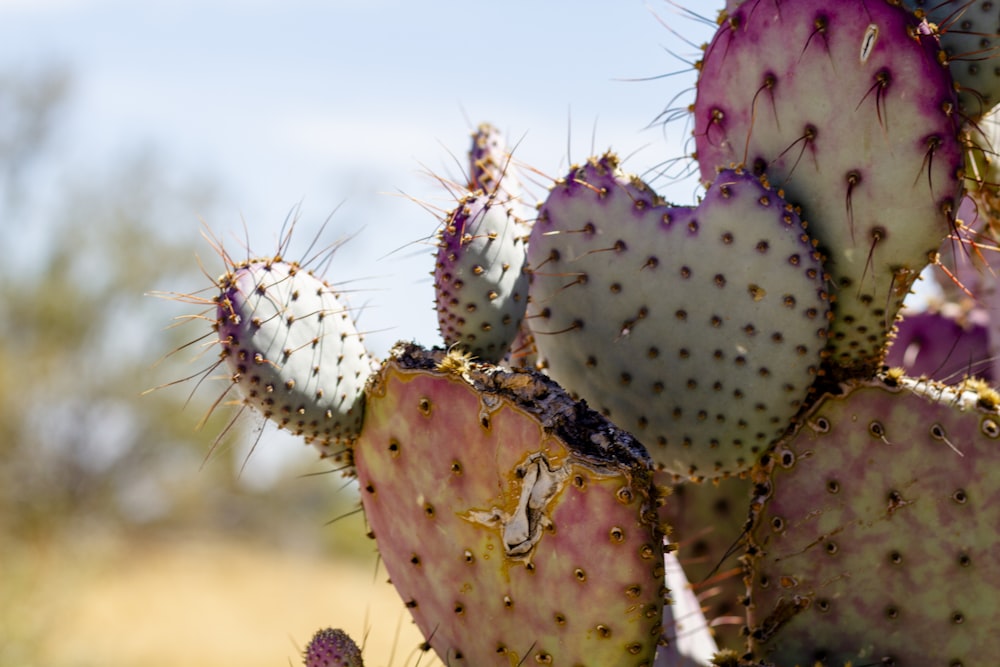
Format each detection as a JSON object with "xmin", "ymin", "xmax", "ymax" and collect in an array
[{"xmin": 2, "ymin": 533, "xmax": 436, "ymax": 667}]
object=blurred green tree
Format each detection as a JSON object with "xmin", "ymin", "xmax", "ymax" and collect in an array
[{"xmin": 0, "ymin": 65, "xmax": 364, "ymax": 547}]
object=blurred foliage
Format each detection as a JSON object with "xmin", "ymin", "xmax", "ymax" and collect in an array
[
  {"xmin": 0, "ymin": 64, "xmax": 382, "ymax": 667},
  {"xmin": 0, "ymin": 65, "xmax": 368, "ymax": 551}
]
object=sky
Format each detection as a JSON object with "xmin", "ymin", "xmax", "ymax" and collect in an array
[{"xmin": 0, "ymin": 0, "xmax": 715, "ymax": 359}]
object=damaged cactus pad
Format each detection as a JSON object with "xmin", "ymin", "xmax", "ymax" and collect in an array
[{"xmin": 352, "ymin": 343, "xmax": 669, "ymax": 666}]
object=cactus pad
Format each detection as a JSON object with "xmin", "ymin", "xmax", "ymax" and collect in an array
[
  {"xmin": 885, "ymin": 306, "xmax": 992, "ymax": 383},
  {"xmin": 526, "ymin": 154, "xmax": 829, "ymax": 479},
  {"xmin": 353, "ymin": 343, "xmax": 667, "ymax": 666},
  {"xmin": 215, "ymin": 258, "xmax": 374, "ymax": 457},
  {"xmin": 434, "ymin": 193, "xmax": 529, "ymax": 362},
  {"xmin": 694, "ymin": 0, "xmax": 964, "ymax": 378},
  {"xmin": 745, "ymin": 375, "xmax": 1000, "ymax": 666},
  {"xmin": 468, "ymin": 122, "xmax": 522, "ymax": 205}
]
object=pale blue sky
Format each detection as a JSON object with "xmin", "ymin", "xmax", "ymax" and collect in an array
[{"xmin": 0, "ymin": 0, "xmax": 714, "ymax": 359}]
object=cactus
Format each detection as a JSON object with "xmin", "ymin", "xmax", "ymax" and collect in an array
[
  {"xmin": 353, "ymin": 343, "xmax": 668, "ymax": 666},
  {"xmin": 467, "ymin": 122, "xmax": 523, "ymax": 208},
  {"xmin": 656, "ymin": 474, "xmax": 753, "ymax": 651},
  {"xmin": 303, "ymin": 628, "xmax": 364, "ymax": 667},
  {"xmin": 161, "ymin": 0, "xmax": 1000, "ymax": 665},
  {"xmin": 526, "ymin": 156, "xmax": 829, "ymax": 479},
  {"xmin": 885, "ymin": 305, "xmax": 992, "ymax": 381}
]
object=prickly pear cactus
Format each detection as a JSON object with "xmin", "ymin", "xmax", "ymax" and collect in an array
[
  {"xmin": 160, "ymin": 0, "xmax": 1000, "ymax": 663},
  {"xmin": 215, "ymin": 256, "xmax": 374, "ymax": 457},
  {"xmin": 744, "ymin": 374, "xmax": 1000, "ymax": 666},
  {"xmin": 694, "ymin": 0, "xmax": 965, "ymax": 378},
  {"xmin": 352, "ymin": 343, "xmax": 668, "ymax": 666},
  {"xmin": 526, "ymin": 154, "xmax": 829, "ymax": 479},
  {"xmin": 303, "ymin": 628, "xmax": 364, "ymax": 667}
]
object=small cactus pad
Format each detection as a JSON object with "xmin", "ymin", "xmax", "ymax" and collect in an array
[
  {"xmin": 744, "ymin": 375, "xmax": 1000, "ymax": 665},
  {"xmin": 216, "ymin": 258, "xmax": 374, "ymax": 457},
  {"xmin": 304, "ymin": 627, "xmax": 364, "ymax": 667},
  {"xmin": 434, "ymin": 192, "xmax": 529, "ymax": 362},
  {"xmin": 526, "ymin": 153, "xmax": 829, "ymax": 479},
  {"xmin": 904, "ymin": 0, "xmax": 1000, "ymax": 121},
  {"xmin": 468, "ymin": 122, "xmax": 521, "ymax": 204},
  {"xmin": 694, "ymin": 0, "xmax": 964, "ymax": 378},
  {"xmin": 353, "ymin": 343, "xmax": 668, "ymax": 666}
]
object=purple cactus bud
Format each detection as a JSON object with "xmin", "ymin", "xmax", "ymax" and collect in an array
[{"xmin": 304, "ymin": 627, "xmax": 363, "ymax": 667}]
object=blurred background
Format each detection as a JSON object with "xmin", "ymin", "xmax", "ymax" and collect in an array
[{"xmin": 0, "ymin": 1, "xmax": 712, "ymax": 665}]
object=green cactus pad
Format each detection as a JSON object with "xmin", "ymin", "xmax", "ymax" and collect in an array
[
  {"xmin": 694, "ymin": 0, "xmax": 964, "ymax": 379},
  {"xmin": 353, "ymin": 343, "xmax": 667, "ymax": 667},
  {"xmin": 468, "ymin": 122, "xmax": 522, "ymax": 205},
  {"xmin": 215, "ymin": 258, "xmax": 374, "ymax": 457},
  {"xmin": 434, "ymin": 193, "xmax": 529, "ymax": 362},
  {"xmin": 745, "ymin": 374, "xmax": 1000, "ymax": 666},
  {"xmin": 526, "ymin": 153, "xmax": 829, "ymax": 479}
]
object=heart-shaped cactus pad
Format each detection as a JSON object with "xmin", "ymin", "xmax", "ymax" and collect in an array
[{"xmin": 526, "ymin": 153, "xmax": 830, "ymax": 480}]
